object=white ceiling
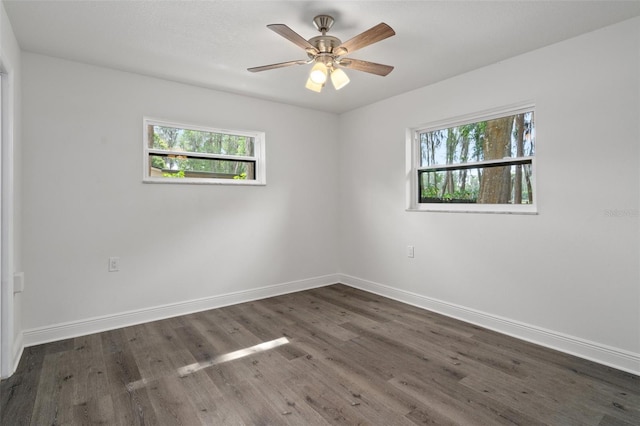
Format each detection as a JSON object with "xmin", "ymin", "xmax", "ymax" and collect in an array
[{"xmin": 5, "ymin": 1, "xmax": 640, "ymax": 114}]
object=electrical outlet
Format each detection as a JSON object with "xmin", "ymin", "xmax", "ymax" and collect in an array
[
  {"xmin": 109, "ymin": 257, "xmax": 120, "ymax": 272},
  {"xmin": 407, "ymin": 245, "xmax": 414, "ymax": 258}
]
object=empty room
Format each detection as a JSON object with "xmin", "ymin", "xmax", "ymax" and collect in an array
[{"xmin": 1, "ymin": 1, "xmax": 639, "ymax": 424}]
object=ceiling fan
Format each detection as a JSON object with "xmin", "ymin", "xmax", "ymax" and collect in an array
[{"xmin": 248, "ymin": 15, "xmax": 395, "ymax": 92}]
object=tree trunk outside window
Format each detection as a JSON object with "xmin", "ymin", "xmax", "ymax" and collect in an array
[{"xmin": 478, "ymin": 116, "xmax": 513, "ymax": 203}]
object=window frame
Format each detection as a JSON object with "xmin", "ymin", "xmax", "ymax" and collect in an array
[
  {"xmin": 143, "ymin": 117, "xmax": 266, "ymax": 185},
  {"xmin": 406, "ymin": 102, "xmax": 537, "ymax": 214}
]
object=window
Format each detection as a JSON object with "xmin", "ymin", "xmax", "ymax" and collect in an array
[
  {"xmin": 407, "ymin": 104, "xmax": 536, "ymax": 213},
  {"xmin": 143, "ymin": 118, "xmax": 265, "ymax": 185}
]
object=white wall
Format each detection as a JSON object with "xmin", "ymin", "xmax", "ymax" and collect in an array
[
  {"xmin": 21, "ymin": 53, "xmax": 339, "ymax": 337},
  {"xmin": 337, "ymin": 17, "xmax": 640, "ymax": 373},
  {"xmin": 0, "ymin": 0, "xmax": 21, "ymax": 378}
]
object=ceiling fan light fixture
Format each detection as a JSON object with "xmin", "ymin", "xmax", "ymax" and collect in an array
[
  {"xmin": 309, "ymin": 61, "xmax": 328, "ymax": 84},
  {"xmin": 330, "ymin": 68, "xmax": 350, "ymax": 90},
  {"xmin": 305, "ymin": 77, "xmax": 323, "ymax": 92}
]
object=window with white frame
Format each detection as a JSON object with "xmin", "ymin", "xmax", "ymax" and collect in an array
[
  {"xmin": 407, "ymin": 104, "xmax": 536, "ymax": 213},
  {"xmin": 143, "ymin": 118, "xmax": 265, "ymax": 185}
]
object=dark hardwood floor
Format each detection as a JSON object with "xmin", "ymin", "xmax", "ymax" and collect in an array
[{"xmin": 2, "ymin": 284, "xmax": 639, "ymax": 425}]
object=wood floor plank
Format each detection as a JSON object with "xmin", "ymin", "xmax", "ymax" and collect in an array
[
  {"xmin": 100, "ymin": 328, "xmax": 160, "ymax": 425},
  {"xmin": 178, "ymin": 369, "xmax": 242, "ymax": 424},
  {"xmin": 70, "ymin": 393, "xmax": 116, "ymax": 425},
  {"xmin": 190, "ymin": 309, "xmax": 261, "ymax": 354},
  {"xmin": 109, "ymin": 387, "xmax": 159, "ymax": 426},
  {"xmin": 225, "ymin": 302, "xmax": 309, "ymax": 360},
  {"xmin": 267, "ymin": 298, "xmax": 361, "ymax": 342},
  {"xmin": 262, "ymin": 290, "xmax": 381, "ymax": 329},
  {"xmin": 125, "ymin": 321, "xmax": 199, "ymax": 386},
  {"xmin": 307, "ymin": 286, "xmax": 395, "ymax": 323},
  {"xmin": 28, "ymin": 350, "xmax": 76, "ymax": 425},
  {"xmin": 0, "ymin": 346, "xmax": 44, "ymax": 425},
  {"xmin": 471, "ymin": 326, "xmax": 640, "ymax": 393},
  {"xmin": 283, "ymin": 370, "xmax": 371, "ymax": 425},
  {"xmin": 389, "ymin": 372, "xmax": 535, "ymax": 426},
  {"xmin": 287, "ymin": 321, "xmax": 462, "ymax": 424},
  {"xmin": 101, "ymin": 328, "xmax": 144, "ymax": 393},
  {"xmin": 174, "ymin": 322, "xmax": 224, "ymax": 364},
  {"xmin": 288, "ymin": 349, "xmax": 417, "ymax": 426},
  {"xmin": 208, "ymin": 376, "xmax": 290, "ymax": 425},
  {"xmin": 599, "ymin": 413, "xmax": 639, "ymax": 426},
  {"xmin": 459, "ymin": 372, "xmax": 599, "ymax": 425},
  {"xmin": 244, "ymin": 360, "xmax": 331, "ymax": 425},
  {"xmin": 144, "ymin": 375, "xmax": 203, "ymax": 426},
  {"xmin": 71, "ymin": 334, "xmax": 111, "ymax": 403},
  {"xmin": 3, "ymin": 284, "xmax": 639, "ymax": 425},
  {"xmin": 43, "ymin": 338, "xmax": 75, "ymax": 355},
  {"xmin": 327, "ymin": 284, "xmax": 441, "ymax": 322},
  {"xmin": 349, "ymin": 316, "xmax": 531, "ymax": 380}
]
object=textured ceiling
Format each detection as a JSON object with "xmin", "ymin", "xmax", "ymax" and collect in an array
[{"xmin": 4, "ymin": 1, "xmax": 640, "ymax": 114}]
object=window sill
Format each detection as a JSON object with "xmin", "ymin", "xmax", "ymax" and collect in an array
[
  {"xmin": 143, "ymin": 177, "xmax": 266, "ymax": 186},
  {"xmin": 406, "ymin": 204, "xmax": 538, "ymax": 215}
]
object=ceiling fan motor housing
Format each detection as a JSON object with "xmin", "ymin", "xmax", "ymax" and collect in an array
[{"xmin": 308, "ymin": 35, "xmax": 342, "ymax": 55}]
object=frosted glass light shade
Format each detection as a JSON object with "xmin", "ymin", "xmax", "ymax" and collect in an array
[
  {"xmin": 305, "ymin": 77, "xmax": 323, "ymax": 92},
  {"xmin": 330, "ymin": 68, "xmax": 350, "ymax": 90},
  {"xmin": 309, "ymin": 61, "xmax": 328, "ymax": 84}
]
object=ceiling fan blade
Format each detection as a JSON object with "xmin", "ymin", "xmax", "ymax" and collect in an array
[
  {"xmin": 267, "ymin": 24, "xmax": 319, "ymax": 55},
  {"xmin": 247, "ymin": 59, "xmax": 309, "ymax": 73},
  {"xmin": 338, "ymin": 58, "xmax": 394, "ymax": 76},
  {"xmin": 334, "ymin": 23, "xmax": 395, "ymax": 56}
]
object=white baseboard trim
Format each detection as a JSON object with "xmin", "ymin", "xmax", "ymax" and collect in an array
[
  {"xmin": 338, "ymin": 274, "xmax": 640, "ymax": 376},
  {"xmin": 23, "ymin": 274, "xmax": 339, "ymax": 348},
  {"xmin": 11, "ymin": 331, "xmax": 23, "ymax": 376}
]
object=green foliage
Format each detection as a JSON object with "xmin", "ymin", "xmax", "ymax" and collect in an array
[
  {"xmin": 151, "ymin": 156, "xmax": 166, "ymax": 169},
  {"xmin": 420, "ymin": 185, "xmax": 477, "ymax": 202},
  {"xmin": 151, "ymin": 125, "xmax": 254, "ymax": 178},
  {"xmin": 162, "ymin": 170, "xmax": 185, "ymax": 178},
  {"xmin": 451, "ymin": 189, "xmax": 477, "ymax": 200},
  {"xmin": 422, "ymin": 185, "xmax": 439, "ymax": 198}
]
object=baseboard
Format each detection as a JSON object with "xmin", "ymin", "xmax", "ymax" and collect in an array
[
  {"xmin": 338, "ymin": 274, "xmax": 640, "ymax": 376},
  {"xmin": 23, "ymin": 274, "xmax": 339, "ymax": 348},
  {"xmin": 12, "ymin": 331, "xmax": 23, "ymax": 375}
]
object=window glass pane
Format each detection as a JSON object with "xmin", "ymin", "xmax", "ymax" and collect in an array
[
  {"xmin": 419, "ymin": 163, "xmax": 533, "ymax": 204},
  {"xmin": 149, "ymin": 155, "xmax": 255, "ymax": 180},
  {"xmin": 149, "ymin": 125, "xmax": 255, "ymax": 157},
  {"xmin": 419, "ymin": 111, "xmax": 534, "ymax": 167}
]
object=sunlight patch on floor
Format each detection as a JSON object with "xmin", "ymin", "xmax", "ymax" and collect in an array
[
  {"xmin": 126, "ymin": 337, "xmax": 290, "ymax": 391},
  {"xmin": 177, "ymin": 336, "xmax": 290, "ymax": 376}
]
